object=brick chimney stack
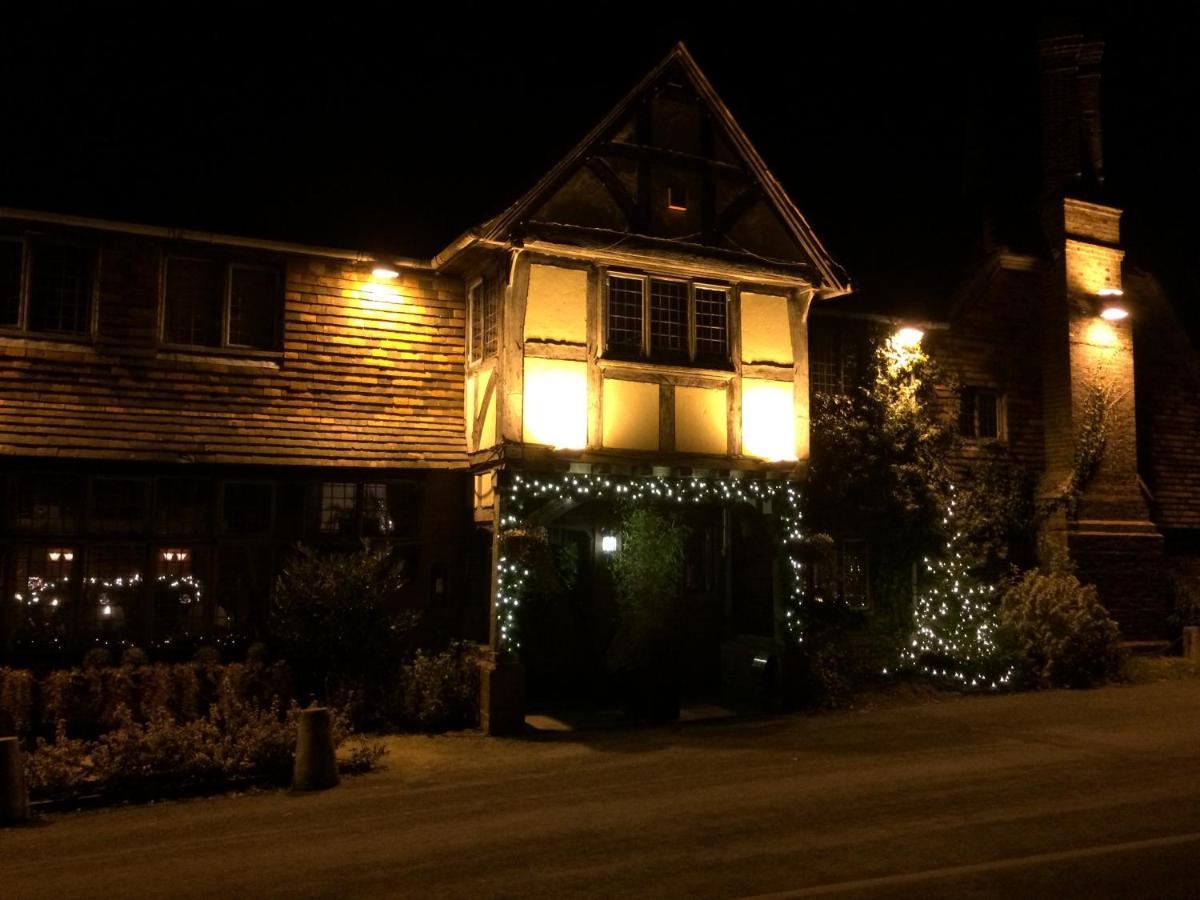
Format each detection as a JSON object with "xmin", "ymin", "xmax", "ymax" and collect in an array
[
  {"xmin": 1038, "ymin": 34, "xmax": 1106, "ymax": 205},
  {"xmin": 1035, "ymin": 32, "xmax": 1167, "ymax": 636}
]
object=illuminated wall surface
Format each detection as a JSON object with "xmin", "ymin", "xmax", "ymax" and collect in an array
[
  {"xmin": 740, "ymin": 292, "xmax": 793, "ymax": 364},
  {"xmin": 466, "ymin": 369, "xmax": 497, "ymax": 450},
  {"xmin": 675, "ymin": 385, "xmax": 728, "ymax": 455},
  {"xmin": 602, "ymin": 378, "xmax": 659, "ymax": 450},
  {"xmin": 524, "ymin": 264, "xmax": 587, "ymax": 343},
  {"xmin": 741, "ymin": 378, "xmax": 796, "ymax": 461},
  {"xmin": 522, "ymin": 357, "xmax": 588, "ymax": 449}
]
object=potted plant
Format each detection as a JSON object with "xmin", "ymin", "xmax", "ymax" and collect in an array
[{"xmin": 606, "ymin": 505, "xmax": 688, "ymax": 723}]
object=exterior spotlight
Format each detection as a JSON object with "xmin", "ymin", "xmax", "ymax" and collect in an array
[
  {"xmin": 600, "ymin": 534, "xmax": 618, "ymax": 553},
  {"xmin": 893, "ymin": 326, "xmax": 925, "ymax": 349},
  {"xmin": 371, "ymin": 266, "xmax": 399, "ymax": 280},
  {"xmin": 1097, "ymin": 288, "xmax": 1128, "ymax": 321}
]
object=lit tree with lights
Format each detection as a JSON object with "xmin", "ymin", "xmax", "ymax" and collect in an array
[{"xmin": 899, "ymin": 488, "xmax": 1013, "ymax": 689}]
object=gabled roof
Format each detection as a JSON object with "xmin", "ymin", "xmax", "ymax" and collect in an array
[{"xmin": 440, "ymin": 43, "xmax": 848, "ymax": 293}]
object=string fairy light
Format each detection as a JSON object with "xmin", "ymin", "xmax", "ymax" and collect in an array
[{"xmin": 494, "ymin": 472, "xmax": 808, "ymax": 653}]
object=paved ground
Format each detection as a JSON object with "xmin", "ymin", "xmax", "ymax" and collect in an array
[{"xmin": 2, "ymin": 678, "xmax": 1199, "ymax": 899}]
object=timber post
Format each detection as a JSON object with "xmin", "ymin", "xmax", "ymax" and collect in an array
[
  {"xmin": 292, "ymin": 707, "xmax": 340, "ymax": 791},
  {"xmin": 0, "ymin": 736, "xmax": 30, "ymax": 824}
]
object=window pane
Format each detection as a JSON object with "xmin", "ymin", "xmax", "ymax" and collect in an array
[
  {"xmin": 29, "ymin": 244, "xmax": 92, "ymax": 335},
  {"xmin": 842, "ymin": 540, "xmax": 869, "ymax": 608},
  {"xmin": 216, "ymin": 544, "xmax": 272, "ymax": 635},
  {"xmin": 649, "ymin": 279, "xmax": 687, "ymax": 355},
  {"xmin": 154, "ymin": 547, "xmax": 206, "ymax": 640},
  {"xmin": 362, "ymin": 481, "xmax": 419, "ymax": 538},
  {"xmin": 229, "ymin": 265, "xmax": 281, "ymax": 349},
  {"xmin": 12, "ymin": 545, "xmax": 75, "ymax": 645},
  {"xmin": 809, "ymin": 330, "xmax": 839, "ymax": 397},
  {"xmin": 15, "ymin": 474, "xmax": 82, "ymax": 534},
  {"xmin": 482, "ymin": 280, "xmax": 498, "ymax": 357},
  {"xmin": 91, "ymin": 478, "xmax": 147, "ymax": 534},
  {"xmin": 222, "ymin": 482, "xmax": 274, "ymax": 535},
  {"xmin": 155, "ymin": 477, "xmax": 212, "ymax": 535},
  {"xmin": 469, "ymin": 283, "xmax": 483, "ymax": 361},
  {"xmin": 319, "ymin": 482, "xmax": 357, "ymax": 534},
  {"xmin": 958, "ymin": 390, "xmax": 977, "ymax": 437},
  {"xmin": 0, "ymin": 240, "xmax": 22, "ymax": 326},
  {"xmin": 606, "ymin": 276, "xmax": 643, "ymax": 353},
  {"xmin": 977, "ymin": 393, "xmax": 999, "ymax": 439},
  {"xmin": 82, "ymin": 545, "xmax": 144, "ymax": 636},
  {"xmin": 694, "ymin": 287, "xmax": 728, "ymax": 359},
  {"xmin": 164, "ymin": 257, "xmax": 223, "ymax": 347}
]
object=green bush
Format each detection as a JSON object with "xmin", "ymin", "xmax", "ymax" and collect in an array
[
  {"xmin": 1000, "ymin": 570, "xmax": 1121, "ymax": 688},
  {"xmin": 396, "ymin": 642, "xmax": 481, "ymax": 731},
  {"xmin": 271, "ymin": 544, "xmax": 419, "ymax": 703},
  {"xmin": 1168, "ymin": 573, "xmax": 1200, "ymax": 629}
]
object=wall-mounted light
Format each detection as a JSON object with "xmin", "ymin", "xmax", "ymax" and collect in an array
[
  {"xmin": 1097, "ymin": 288, "xmax": 1128, "ymax": 321},
  {"xmin": 371, "ymin": 266, "xmax": 399, "ymax": 280},
  {"xmin": 891, "ymin": 326, "xmax": 925, "ymax": 349},
  {"xmin": 600, "ymin": 534, "xmax": 618, "ymax": 553}
]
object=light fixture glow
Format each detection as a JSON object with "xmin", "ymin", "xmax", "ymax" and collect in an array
[
  {"xmin": 1098, "ymin": 288, "xmax": 1124, "ymax": 297},
  {"xmin": 600, "ymin": 534, "xmax": 618, "ymax": 553},
  {"xmin": 892, "ymin": 326, "xmax": 925, "ymax": 349},
  {"xmin": 1100, "ymin": 305, "xmax": 1129, "ymax": 321},
  {"xmin": 371, "ymin": 266, "xmax": 399, "ymax": 280}
]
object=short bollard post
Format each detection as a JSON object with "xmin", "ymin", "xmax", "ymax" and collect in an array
[
  {"xmin": 0, "ymin": 736, "xmax": 31, "ymax": 824},
  {"xmin": 292, "ymin": 707, "xmax": 340, "ymax": 791},
  {"xmin": 1184, "ymin": 626, "xmax": 1200, "ymax": 663}
]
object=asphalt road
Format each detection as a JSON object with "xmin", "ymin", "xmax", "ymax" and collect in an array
[{"xmin": 2, "ymin": 679, "xmax": 1199, "ymax": 899}]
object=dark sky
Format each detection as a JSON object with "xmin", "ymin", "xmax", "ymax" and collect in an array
[{"xmin": 3, "ymin": 3, "xmax": 1198, "ymax": 321}]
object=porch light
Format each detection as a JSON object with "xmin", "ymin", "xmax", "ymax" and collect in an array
[
  {"xmin": 600, "ymin": 534, "xmax": 618, "ymax": 553},
  {"xmin": 371, "ymin": 266, "xmax": 399, "ymax": 280},
  {"xmin": 1097, "ymin": 288, "xmax": 1128, "ymax": 321}
]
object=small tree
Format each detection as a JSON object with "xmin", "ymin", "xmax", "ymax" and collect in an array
[
  {"xmin": 271, "ymin": 544, "xmax": 418, "ymax": 705},
  {"xmin": 607, "ymin": 505, "xmax": 688, "ymax": 674}
]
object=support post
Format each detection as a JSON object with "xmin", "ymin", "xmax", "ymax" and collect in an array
[
  {"xmin": 479, "ymin": 478, "xmax": 526, "ymax": 735},
  {"xmin": 292, "ymin": 707, "xmax": 340, "ymax": 791},
  {"xmin": 0, "ymin": 736, "xmax": 30, "ymax": 824},
  {"xmin": 1184, "ymin": 626, "xmax": 1200, "ymax": 663}
]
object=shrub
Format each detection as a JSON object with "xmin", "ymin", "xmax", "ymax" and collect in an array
[
  {"xmin": 25, "ymin": 721, "xmax": 93, "ymax": 795},
  {"xmin": 1168, "ymin": 573, "xmax": 1200, "ymax": 629},
  {"xmin": 271, "ymin": 544, "xmax": 420, "ymax": 703},
  {"xmin": 121, "ymin": 647, "xmax": 149, "ymax": 668},
  {"xmin": 82, "ymin": 647, "xmax": 113, "ymax": 670},
  {"xmin": 396, "ymin": 642, "xmax": 481, "ymax": 731},
  {"xmin": 1000, "ymin": 570, "xmax": 1121, "ymax": 688}
]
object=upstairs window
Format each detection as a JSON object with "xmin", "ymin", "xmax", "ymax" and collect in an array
[
  {"xmin": 0, "ymin": 239, "xmax": 95, "ymax": 336},
  {"xmin": 468, "ymin": 279, "xmax": 498, "ymax": 362},
  {"xmin": 960, "ymin": 388, "xmax": 1004, "ymax": 441},
  {"xmin": 809, "ymin": 327, "xmax": 862, "ymax": 399},
  {"xmin": 604, "ymin": 273, "xmax": 729, "ymax": 366},
  {"xmin": 163, "ymin": 255, "xmax": 282, "ymax": 351}
]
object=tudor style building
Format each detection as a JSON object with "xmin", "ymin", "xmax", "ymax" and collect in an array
[{"xmin": 1, "ymin": 40, "xmax": 1198, "ymax": 725}]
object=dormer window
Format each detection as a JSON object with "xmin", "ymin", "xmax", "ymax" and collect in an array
[{"xmin": 604, "ymin": 273, "xmax": 729, "ymax": 366}]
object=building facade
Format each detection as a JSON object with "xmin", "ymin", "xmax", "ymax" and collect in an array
[{"xmin": 2, "ymin": 41, "xmax": 1198, "ymax": 716}]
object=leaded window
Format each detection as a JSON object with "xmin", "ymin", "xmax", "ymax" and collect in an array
[
  {"xmin": 0, "ymin": 240, "xmax": 23, "ymax": 327},
  {"xmin": 14, "ymin": 475, "xmax": 82, "ymax": 534},
  {"xmin": 163, "ymin": 254, "xmax": 282, "ymax": 351},
  {"xmin": 319, "ymin": 482, "xmax": 357, "ymax": 534},
  {"xmin": 468, "ymin": 279, "xmax": 498, "ymax": 362},
  {"xmin": 221, "ymin": 482, "xmax": 274, "ymax": 535},
  {"xmin": 604, "ymin": 274, "xmax": 730, "ymax": 366},
  {"xmin": 959, "ymin": 388, "xmax": 1004, "ymax": 441},
  {"xmin": 28, "ymin": 243, "xmax": 93, "ymax": 336}
]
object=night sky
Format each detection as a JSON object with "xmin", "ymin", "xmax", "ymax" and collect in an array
[{"xmin": 3, "ymin": 3, "xmax": 1198, "ymax": 326}]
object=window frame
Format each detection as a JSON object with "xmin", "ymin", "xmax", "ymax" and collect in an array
[
  {"xmin": 159, "ymin": 251, "xmax": 284, "ymax": 355},
  {"xmin": 602, "ymin": 270, "xmax": 731, "ymax": 367},
  {"xmin": 0, "ymin": 236, "xmax": 98, "ymax": 341},
  {"xmin": 467, "ymin": 277, "xmax": 498, "ymax": 365},
  {"xmin": 960, "ymin": 387, "xmax": 1007, "ymax": 443}
]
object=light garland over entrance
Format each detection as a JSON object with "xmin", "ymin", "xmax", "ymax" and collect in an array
[{"xmin": 494, "ymin": 471, "xmax": 807, "ymax": 653}]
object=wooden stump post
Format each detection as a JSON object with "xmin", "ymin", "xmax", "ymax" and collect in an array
[
  {"xmin": 1184, "ymin": 626, "xmax": 1200, "ymax": 663},
  {"xmin": 0, "ymin": 736, "xmax": 30, "ymax": 824},
  {"xmin": 292, "ymin": 708, "xmax": 340, "ymax": 791}
]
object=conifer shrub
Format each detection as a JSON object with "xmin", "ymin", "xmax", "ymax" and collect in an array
[{"xmin": 999, "ymin": 570, "xmax": 1121, "ymax": 688}]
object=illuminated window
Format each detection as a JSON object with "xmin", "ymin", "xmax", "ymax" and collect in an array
[
  {"xmin": 605, "ymin": 274, "xmax": 730, "ymax": 366},
  {"xmin": 163, "ymin": 254, "xmax": 282, "ymax": 351},
  {"xmin": 12, "ymin": 545, "xmax": 76, "ymax": 639},
  {"xmin": 154, "ymin": 547, "xmax": 205, "ymax": 639},
  {"xmin": 82, "ymin": 545, "xmax": 143, "ymax": 632},
  {"xmin": 842, "ymin": 540, "xmax": 869, "ymax": 609},
  {"xmin": 959, "ymin": 388, "xmax": 1005, "ymax": 441},
  {"xmin": 468, "ymin": 279, "xmax": 498, "ymax": 362}
]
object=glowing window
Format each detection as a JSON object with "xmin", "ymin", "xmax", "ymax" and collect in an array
[
  {"xmin": 604, "ymin": 274, "xmax": 730, "ymax": 366},
  {"xmin": 469, "ymin": 279, "xmax": 499, "ymax": 362}
]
